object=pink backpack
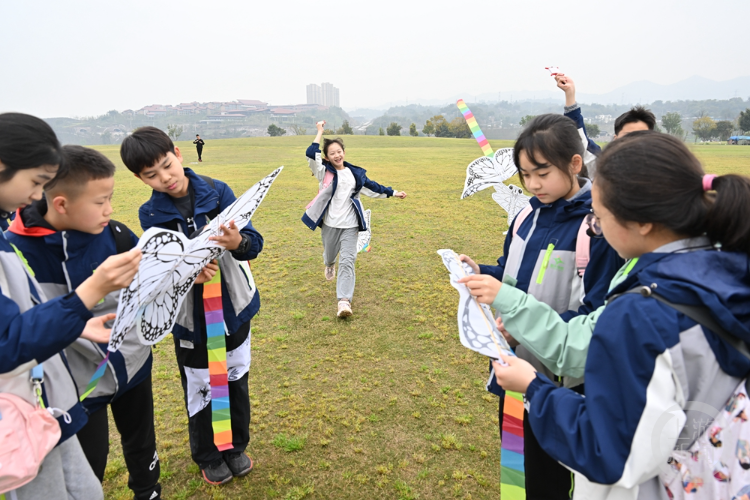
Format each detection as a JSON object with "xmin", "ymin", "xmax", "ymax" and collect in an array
[
  {"xmin": 0, "ymin": 367, "xmax": 61, "ymax": 494},
  {"xmin": 512, "ymin": 205, "xmax": 591, "ymax": 278}
]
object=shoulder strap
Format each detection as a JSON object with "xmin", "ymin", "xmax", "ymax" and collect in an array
[
  {"xmin": 198, "ymin": 174, "xmax": 215, "ymax": 189},
  {"xmin": 108, "ymin": 220, "xmax": 134, "ymax": 254},
  {"xmin": 196, "ymin": 175, "xmax": 220, "ymax": 220},
  {"xmin": 511, "ymin": 204, "xmax": 534, "ymax": 239},
  {"xmin": 575, "ymin": 218, "xmax": 591, "ymax": 278},
  {"xmin": 617, "ymin": 286, "xmax": 750, "ymax": 361}
]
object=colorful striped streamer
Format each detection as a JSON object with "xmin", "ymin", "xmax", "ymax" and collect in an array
[
  {"xmin": 204, "ymin": 267, "xmax": 233, "ymax": 452},
  {"xmin": 456, "ymin": 99, "xmax": 493, "ymax": 157},
  {"xmin": 79, "ymin": 353, "xmax": 110, "ymax": 401},
  {"xmin": 501, "ymin": 391, "xmax": 526, "ymax": 499}
]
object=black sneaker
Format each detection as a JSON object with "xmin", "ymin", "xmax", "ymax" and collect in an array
[
  {"xmin": 201, "ymin": 460, "xmax": 233, "ymax": 485},
  {"xmin": 225, "ymin": 452, "xmax": 254, "ymax": 477}
]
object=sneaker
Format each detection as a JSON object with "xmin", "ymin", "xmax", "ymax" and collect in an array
[
  {"xmin": 225, "ymin": 452, "xmax": 254, "ymax": 477},
  {"xmin": 324, "ymin": 265, "xmax": 335, "ymax": 281},
  {"xmin": 201, "ymin": 459, "xmax": 233, "ymax": 485},
  {"xmin": 337, "ymin": 299, "xmax": 352, "ymax": 318}
]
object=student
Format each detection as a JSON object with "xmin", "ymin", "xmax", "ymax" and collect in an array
[
  {"xmin": 459, "ymin": 114, "xmax": 624, "ymax": 500},
  {"xmin": 302, "ymin": 121, "xmax": 407, "ymax": 317},
  {"xmin": 477, "ymin": 131, "xmax": 750, "ymax": 498},
  {"xmin": 193, "ymin": 134, "xmax": 205, "ymax": 162},
  {"xmin": 612, "ymin": 105, "xmax": 656, "ymax": 138},
  {"xmin": 7, "ymin": 145, "xmax": 161, "ymax": 500},
  {"xmin": 0, "ymin": 112, "xmax": 141, "ymax": 500},
  {"xmin": 120, "ymin": 126, "xmax": 263, "ymax": 486}
]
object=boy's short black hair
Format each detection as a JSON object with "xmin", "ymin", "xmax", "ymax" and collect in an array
[
  {"xmin": 196, "ymin": 134, "xmax": 200, "ymax": 137},
  {"xmin": 45, "ymin": 145, "xmax": 115, "ymax": 198},
  {"xmin": 120, "ymin": 126, "xmax": 175, "ymax": 174},
  {"xmin": 614, "ymin": 106, "xmax": 656, "ymax": 135}
]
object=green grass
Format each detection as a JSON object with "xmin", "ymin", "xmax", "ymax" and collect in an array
[{"xmin": 94, "ymin": 136, "xmax": 750, "ymax": 499}]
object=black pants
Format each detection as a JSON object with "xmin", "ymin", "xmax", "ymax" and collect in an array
[
  {"xmin": 196, "ymin": 147, "xmax": 203, "ymax": 160},
  {"xmin": 174, "ymin": 322, "xmax": 251, "ymax": 468},
  {"xmin": 77, "ymin": 375, "xmax": 161, "ymax": 500}
]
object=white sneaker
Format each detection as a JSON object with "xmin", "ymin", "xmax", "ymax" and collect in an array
[
  {"xmin": 325, "ymin": 265, "xmax": 335, "ymax": 281},
  {"xmin": 337, "ymin": 300, "xmax": 352, "ymax": 318}
]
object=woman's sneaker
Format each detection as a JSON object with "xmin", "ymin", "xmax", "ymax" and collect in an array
[
  {"xmin": 325, "ymin": 265, "xmax": 335, "ymax": 281},
  {"xmin": 201, "ymin": 459, "xmax": 233, "ymax": 485},
  {"xmin": 225, "ymin": 452, "xmax": 254, "ymax": 477},
  {"xmin": 337, "ymin": 300, "xmax": 352, "ymax": 318}
]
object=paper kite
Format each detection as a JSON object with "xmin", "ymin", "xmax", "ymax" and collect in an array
[
  {"xmin": 437, "ymin": 249, "xmax": 514, "ymax": 359},
  {"xmin": 108, "ymin": 167, "xmax": 283, "ymax": 352},
  {"xmin": 357, "ymin": 209, "xmax": 372, "ymax": 253}
]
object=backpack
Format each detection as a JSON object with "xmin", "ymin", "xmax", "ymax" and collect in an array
[
  {"xmin": 0, "ymin": 366, "xmax": 61, "ymax": 494},
  {"xmin": 512, "ymin": 205, "xmax": 591, "ymax": 278},
  {"xmin": 616, "ymin": 286, "xmax": 750, "ymax": 499}
]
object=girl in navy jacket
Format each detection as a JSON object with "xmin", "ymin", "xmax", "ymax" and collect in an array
[
  {"xmin": 459, "ymin": 114, "xmax": 624, "ymax": 499},
  {"xmin": 0, "ymin": 113, "xmax": 141, "ymax": 500},
  {"xmin": 479, "ymin": 131, "xmax": 750, "ymax": 499},
  {"xmin": 302, "ymin": 121, "xmax": 407, "ymax": 318}
]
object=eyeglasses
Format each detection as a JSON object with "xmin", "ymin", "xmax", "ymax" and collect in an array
[{"xmin": 585, "ymin": 212, "xmax": 602, "ymax": 237}]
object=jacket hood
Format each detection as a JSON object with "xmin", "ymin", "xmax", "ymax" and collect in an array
[
  {"xmin": 529, "ymin": 177, "xmax": 592, "ymax": 224},
  {"xmin": 8, "ymin": 199, "xmax": 56, "ymax": 237},
  {"xmin": 611, "ymin": 243, "xmax": 750, "ymax": 347}
]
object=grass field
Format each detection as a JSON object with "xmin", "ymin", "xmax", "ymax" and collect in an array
[{"xmin": 92, "ymin": 136, "xmax": 750, "ymax": 499}]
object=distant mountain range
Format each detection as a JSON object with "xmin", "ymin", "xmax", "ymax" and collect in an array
[{"xmin": 347, "ymin": 75, "xmax": 750, "ymax": 115}]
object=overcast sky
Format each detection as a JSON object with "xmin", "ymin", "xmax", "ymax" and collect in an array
[{"xmin": 2, "ymin": 0, "xmax": 747, "ymax": 118}]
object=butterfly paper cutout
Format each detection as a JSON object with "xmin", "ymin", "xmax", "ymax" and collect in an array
[
  {"xmin": 492, "ymin": 184, "xmax": 531, "ymax": 222},
  {"xmin": 461, "ymin": 148, "xmax": 517, "ymax": 199},
  {"xmin": 437, "ymin": 249, "xmax": 514, "ymax": 360},
  {"xmin": 357, "ymin": 209, "xmax": 372, "ymax": 253},
  {"xmin": 108, "ymin": 167, "xmax": 283, "ymax": 352}
]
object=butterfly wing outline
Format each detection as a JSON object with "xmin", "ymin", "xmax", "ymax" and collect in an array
[
  {"xmin": 437, "ymin": 249, "xmax": 514, "ymax": 359},
  {"xmin": 109, "ymin": 167, "xmax": 283, "ymax": 351},
  {"xmin": 461, "ymin": 149, "xmax": 518, "ymax": 199},
  {"xmin": 357, "ymin": 209, "xmax": 372, "ymax": 253},
  {"xmin": 492, "ymin": 183, "xmax": 531, "ymax": 221}
]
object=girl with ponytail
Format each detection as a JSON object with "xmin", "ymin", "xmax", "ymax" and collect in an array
[{"xmin": 464, "ymin": 131, "xmax": 750, "ymax": 498}]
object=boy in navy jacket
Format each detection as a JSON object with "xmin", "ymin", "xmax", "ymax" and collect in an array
[
  {"xmin": 7, "ymin": 146, "xmax": 161, "ymax": 500},
  {"xmin": 121, "ymin": 126, "xmax": 263, "ymax": 486}
]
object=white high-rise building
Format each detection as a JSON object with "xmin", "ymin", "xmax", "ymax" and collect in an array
[
  {"xmin": 306, "ymin": 84, "xmax": 323, "ymax": 105},
  {"xmin": 307, "ymin": 82, "xmax": 340, "ymax": 107}
]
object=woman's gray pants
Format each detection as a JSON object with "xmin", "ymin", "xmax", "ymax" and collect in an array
[{"xmin": 321, "ymin": 224, "xmax": 359, "ymax": 301}]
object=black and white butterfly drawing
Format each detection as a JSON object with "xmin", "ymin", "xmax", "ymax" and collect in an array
[
  {"xmin": 108, "ymin": 167, "xmax": 283, "ymax": 352},
  {"xmin": 437, "ymin": 249, "xmax": 514, "ymax": 360},
  {"xmin": 357, "ymin": 209, "xmax": 371, "ymax": 253},
  {"xmin": 491, "ymin": 184, "xmax": 532, "ymax": 222},
  {"xmin": 461, "ymin": 148, "xmax": 531, "ymax": 223},
  {"xmin": 461, "ymin": 148, "xmax": 517, "ymax": 199}
]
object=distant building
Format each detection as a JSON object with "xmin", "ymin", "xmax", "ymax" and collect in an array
[{"xmin": 307, "ymin": 82, "xmax": 339, "ymax": 107}]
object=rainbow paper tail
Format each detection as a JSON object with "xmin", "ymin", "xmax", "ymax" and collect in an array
[
  {"xmin": 457, "ymin": 99, "xmax": 493, "ymax": 157},
  {"xmin": 501, "ymin": 391, "xmax": 526, "ymax": 499},
  {"xmin": 79, "ymin": 352, "xmax": 110, "ymax": 401},
  {"xmin": 205, "ymin": 268, "xmax": 233, "ymax": 452}
]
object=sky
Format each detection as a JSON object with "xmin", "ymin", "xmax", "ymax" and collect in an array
[{"xmin": 2, "ymin": 0, "xmax": 748, "ymax": 118}]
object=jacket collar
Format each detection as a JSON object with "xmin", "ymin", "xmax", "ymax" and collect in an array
[
  {"xmin": 145, "ymin": 168, "xmax": 219, "ymax": 224},
  {"xmin": 9, "ymin": 199, "xmax": 56, "ymax": 237}
]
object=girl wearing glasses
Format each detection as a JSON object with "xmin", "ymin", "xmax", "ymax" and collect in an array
[
  {"xmin": 459, "ymin": 114, "xmax": 623, "ymax": 499},
  {"xmin": 464, "ymin": 131, "xmax": 750, "ymax": 498}
]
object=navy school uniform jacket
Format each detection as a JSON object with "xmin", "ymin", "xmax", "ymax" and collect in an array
[
  {"xmin": 139, "ymin": 168, "xmax": 263, "ymax": 344},
  {"xmin": 0, "ymin": 229, "xmax": 92, "ymax": 444},
  {"xmin": 7, "ymin": 200, "xmax": 152, "ymax": 415},
  {"xmin": 524, "ymin": 238, "xmax": 750, "ymax": 498},
  {"xmin": 480, "ymin": 179, "xmax": 624, "ymax": 393},
  {"xmin": 302, "ymin": 142, "xmax": 394, "ymax": 231}
]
